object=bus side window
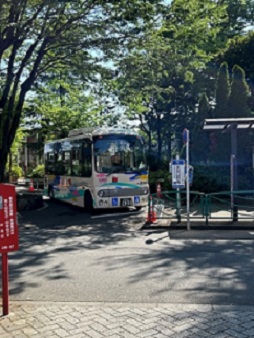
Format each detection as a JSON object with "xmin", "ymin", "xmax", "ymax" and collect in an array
[
  {"xmin": 45, "ymin": 152, "xmax": 56, "ymax": 174},
  {"xmin": 55, "ymin": 152, "xmax": 64, "ymax": 175},
  {"xmin": 63, "ymin": 151, "xmax": 71, "ymax": 175},
  {"xmin": 71, "ymin": 140, "xmax": 82, "ymax": 176},
  {"xmin": 55, "ymin": 142, "xmax": 65, "ymax": 175},
  {"xmin": 83, "ymin": 140, "xmax": 92, "ymax": 177}
]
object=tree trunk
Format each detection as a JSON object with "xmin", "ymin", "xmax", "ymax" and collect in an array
[
  {"xmin": 8, "ymin": 150, "xmax": 13, "ymax": 180},
  {"xmin": 0, "ymin": 148, "xmax": 9, "ymax": 183}
]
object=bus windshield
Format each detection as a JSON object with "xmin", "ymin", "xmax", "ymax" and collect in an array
[{"xmin": 93, "ymin": 134, "xmax": 147, "ymax": 174}]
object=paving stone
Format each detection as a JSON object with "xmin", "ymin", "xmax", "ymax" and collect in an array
[
  {"xmin": 85, "ymin": 329, "xmax": 104, "ymax": 338},
  {"xmin": 137, "ymin": 328, "xmax": 158, "ymax": 337},
  {"xmin": 3, "ymin": 303, "xmax": 254, "ymax": 338},
  {"xmin": 122, "ymin": 323, "xmax": 141, "ymax": 334},
  {"xmin": 54, "ymin": 328, "xmax": 69, "ymax": 337}
]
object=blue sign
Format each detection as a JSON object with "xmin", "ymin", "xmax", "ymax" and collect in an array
[
  {"xmin": 172, "ymin": 159, "xmax": 185, "ymax": 166},
  {"xmin": 134, "ymin": 196, "xmax": 140, "ymax": 204},
  {"xmin": 112, "ymin": 198, "xmax": 118, "ymax": 206}
]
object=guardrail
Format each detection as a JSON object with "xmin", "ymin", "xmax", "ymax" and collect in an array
[{"xmin": 148, "ymin": 190, "xmax": 254, "ymax": 224}]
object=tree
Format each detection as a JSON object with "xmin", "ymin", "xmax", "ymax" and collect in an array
[
  {"xmin": 0, "ymin": 0, "xmax": 161, "ymax": 181},
  {"xmin": 227, "ymin": 65, "xmax": 253, "ymax": 186},
  {"xmin": 217, "ymin": 32, "xmax": 254, "ymax": 110},
  {"xmin": 228, "ymin": 65, "xmax": 250, "ymax": 117},
  {"xmin": 112, "ymin": 0, "xmax": 228, "ymax": 167},
  {"xmin": 214, "ymin": 62, "xmax": 230, "ymax": 117},
  {"xmin": 23, "ymin": 72, "xmax": 101, "ymax": 140},
  {"xmin": 222, "ymin": 0, "xmax": 254, "ymax": 37},
  {"xmin": 191, "ymin": 92, "xmax": 211, "ymax": 164}
]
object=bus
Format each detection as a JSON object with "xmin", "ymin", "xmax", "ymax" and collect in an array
[{"xmin": 44, "ymin": 126, "xmax": 149, "ymax": 210}]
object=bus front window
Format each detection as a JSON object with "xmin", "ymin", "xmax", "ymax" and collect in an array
[{"xmin": 93, "ymin": 135, "xmax": 147, "ymax": 173}]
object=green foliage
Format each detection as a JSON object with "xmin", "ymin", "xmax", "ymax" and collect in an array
[
  {"xmin": 27, "ymin": 164, "xmax": 45, "ymax": 178},
  {"xmin": 149, "ymin": 165, "xmax": 234, "ymax": 194},
  {"xmin": 24, "ymin": 74, "xmax": 101, "ymax": 139},
  {"xmin": 217, "ymin": 32, "xmax": 254, "ymax": 111},
  {"xmin": 215, "ymin": 62, "xmax": 230, "ymax": 118},
  {"xmin": 218, "ymin": 31, "xmax": 254, "ymax": 82},
  {"xmin": 191, "ymin": 165, "xmax": 230, "ymax": 193},
  {"xmin": 112, "ymin": 0, "xmax": 228, "ymax": 166},
  {"xmin": 191, "ymin": 93, "xmax": 211, "ymax": 163},
  {"xmin": 2, "ymin": 0, "xmax": 253, "ymax": 184},
  {"xmin": 0, "ymin": 0, "xmax": 162, "ymax": 181},
  {"xmin": 228, "ymin": 65, "xmax": 250, "ymax": 117},
  {"xmin": 9, "ymin": 165, "xmax": 23, "ymax": 178},
  {"xmin": 10, "ymin": 128, "xmax": 24, "ymax": 157},
  {"xmin": 198, "ymin": 92, "xmax": 211, "ymax": 120},
  {"xmin": 222, "ymin": 0, "xmax": 254, "ymax": 38},
  {"xmin": 149, "ymin": 170, "xmax": 172, "ymax": 193}
]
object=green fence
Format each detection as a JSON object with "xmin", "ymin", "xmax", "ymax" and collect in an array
[
  {"xmin": 148, "ymin": 190, "xmax": 254, "ymax": 224},
  {"xmin": 205, "ymin": 190, "xmax": 254, "ymax": 223}
]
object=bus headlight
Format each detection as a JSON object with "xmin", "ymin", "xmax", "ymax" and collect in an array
[
  {"xmin": 141, "ymin": 187, "xmax": 149, "ymax": 195},
  {"xmin": 98, "ymin": 190, "xmax": 107, "ymax": 197}
]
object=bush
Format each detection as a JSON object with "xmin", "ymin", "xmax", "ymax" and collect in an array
[
  {"xmin": 191, "ymin": 165, "xmax": 230, "ymax": 193},
  {"xmin": 149, "ymin": 169, "xmax": 172, "ymax": 193}
]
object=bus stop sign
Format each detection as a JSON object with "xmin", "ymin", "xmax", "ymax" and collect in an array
[
  {"xmin": 172, "ymin": 159, "xmax": 185, "ymax": 189},
  {"xmin": 0, "ymin": 184, "xmax": 19, "ymax": 253}
]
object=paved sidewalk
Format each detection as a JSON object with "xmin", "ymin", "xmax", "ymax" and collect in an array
[{"xmin": 1, "ymin": 301, "xmax": 254, "ymax": 338}]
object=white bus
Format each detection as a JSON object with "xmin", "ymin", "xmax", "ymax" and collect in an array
[{"xmin": 44, "ymin": 126, "xmax": 149, "ymax": 210}]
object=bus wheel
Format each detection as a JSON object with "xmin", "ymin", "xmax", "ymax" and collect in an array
[
  {"xmin": 48, "ymin": 186, "xmax": 55, "ymax": 198},
  {"xmin": 85, "ymin": 191, "xmax": 93, "ymax": 211}
]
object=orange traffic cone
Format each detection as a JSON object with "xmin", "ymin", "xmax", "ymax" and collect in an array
[
  {"xmin": 28, "ymin": 178, "xmax": 35, "ymax": 192},
  {"xmin": 146, "ymin": 197, "xmax": 157, "ymax": 223}
]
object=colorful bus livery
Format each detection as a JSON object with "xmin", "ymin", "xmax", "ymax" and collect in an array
[{"xmin": 44, "ymin": 127, "xmax": 149, "ymax": 210}]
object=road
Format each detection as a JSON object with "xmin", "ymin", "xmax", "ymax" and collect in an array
[{"xmin": 4, "ymin": 197, "xmax": 254, "ymax": 306}]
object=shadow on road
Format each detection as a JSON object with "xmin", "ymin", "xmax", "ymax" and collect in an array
[
  {"xmin": 97, "ymin": 231, "xmax": 254, "ymax": 306},
  {"xmin": 5, "ymin": 199, "xmax": 145, "ymax": 296}
]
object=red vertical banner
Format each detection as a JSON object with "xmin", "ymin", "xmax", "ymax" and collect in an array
[
  {"xmin": 0, "ymin": 184, "xmax": 19, "ymax": 316},
  {"xmin": 0, "ymin": 184, "xmax": 19, "ymax": 253}
]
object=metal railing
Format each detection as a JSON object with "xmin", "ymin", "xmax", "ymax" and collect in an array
[{"xmin": 147, "ymin": 190, "xmax": 254, "ymax": 225}]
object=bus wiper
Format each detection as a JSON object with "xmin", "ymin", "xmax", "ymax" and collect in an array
[{"xmin": 106, "ymin": 166, "xmax": 123, "ymax": 176}]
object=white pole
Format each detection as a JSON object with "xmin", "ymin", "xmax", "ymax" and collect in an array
[
  {"xmin": 176, "ymin": 153, "xmax": 181, "ymax": 222},
  {"xmin": 186, "ymin": 129, "xmax": 190, "ymax": 231},
  {"xmin": 230, "ymin": 154, "xmax": 234, "ymax": 210}
]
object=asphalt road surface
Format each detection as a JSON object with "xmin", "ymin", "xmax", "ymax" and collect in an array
[{"xmin": 4, "ymin": 197, "xmax": 254, "ymax": 306}]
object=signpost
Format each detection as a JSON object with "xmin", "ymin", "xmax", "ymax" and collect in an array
[
  {"xmin": 0, "ymin": 184, "xmax": 19, "ymax": 316},
  {"xmin": 183, "ymin": 129, "xmax": 191, "ymax": 231},
  {"xmin": 172, "ymin": 156, "xmax": 185, "ymax": 222}
]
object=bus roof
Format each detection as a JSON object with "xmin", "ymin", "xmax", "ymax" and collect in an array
[{"xmin": 68, "ymin": 126, "xmax": 137, "ymax": 137}]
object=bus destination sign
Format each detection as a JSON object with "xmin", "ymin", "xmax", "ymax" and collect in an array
[{"xmin": 0, "ymin": 184, "xmax": 19, "ymax": 253}]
